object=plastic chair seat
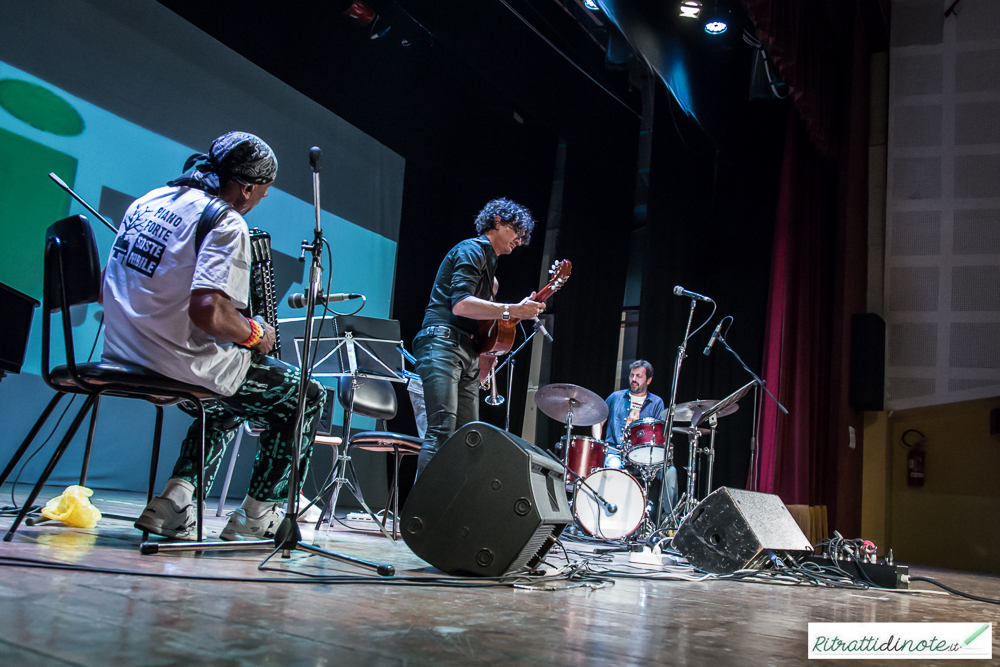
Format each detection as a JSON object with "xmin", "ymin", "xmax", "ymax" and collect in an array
[
  {"xmin": 348, "ymin": 431, "xmax": 423, "ymax": 454},
  {"xmin": 48, "ymin": 362, "xmax": 215, "ymax": 399}
]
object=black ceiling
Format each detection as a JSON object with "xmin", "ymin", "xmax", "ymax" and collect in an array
[{"xmin": 155, "ymin": 0, "xmax": 755, "ymax": 160}]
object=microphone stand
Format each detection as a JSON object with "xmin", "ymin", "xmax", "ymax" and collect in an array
[
  {"xmin": 655, "ymin": 298, "xmax": 699, "ymax": 527},
  {"xmin": 142, "ymin": 147, "xmax": 393, "ymax": 576},
  {"xmin": 716, "ymin": 330, "xmax": 788, "ymax": 493},
  {"xmin": 487, "ymin": 320, "xmax": 551, "ymax": 432}
]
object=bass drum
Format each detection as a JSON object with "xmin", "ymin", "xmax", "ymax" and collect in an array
[{"xmin": 573, "ymin": 469, "xmax": 646, "ymax": 540}]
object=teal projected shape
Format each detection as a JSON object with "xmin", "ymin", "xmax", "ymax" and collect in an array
[
  {"xmin": 0, "ymin": 127, "xmax": 76, "ymax": 298},
  {"xmin": 0, "ymin": 79, "xmax": 85, "ymax": 136}
]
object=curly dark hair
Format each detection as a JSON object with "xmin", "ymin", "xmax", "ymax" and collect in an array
[{"xmin": 473, "ymin": 198, "xmax": 535, "ymax": 245}]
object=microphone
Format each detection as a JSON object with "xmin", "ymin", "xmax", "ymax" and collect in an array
[
  {"xmin": 287, "ymin": 291, "xmax": 362, "ymax": 309},
  {"xmin": 703, "ymin": 320, "xmax": 724, "ymax": 356},
  {"xmin": 533, "ymin": 317, "xmax": 554, "ymax": 342},
  {"xmin": 309, "ymin": 147, "xmax": 321, "ymax": 173},
  {"xmin": 606, "ymin": 501, "xmax": 618, "ymax": 514},
  {"xmin": 673, "ymin": 285, "xmax": 714, "ymax": 302}
]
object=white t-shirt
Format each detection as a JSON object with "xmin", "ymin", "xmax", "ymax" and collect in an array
[{"xmin": 102, "ymin": 186, "xmax": 252, "ymax": 396}]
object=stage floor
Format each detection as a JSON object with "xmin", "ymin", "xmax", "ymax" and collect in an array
[{"xmin": 0, "ymin": 486, "xmax": 996, "ymax": 666}]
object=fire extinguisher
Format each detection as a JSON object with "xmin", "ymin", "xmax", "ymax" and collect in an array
[{"xmin": 902, "ymin": 429, "xmax": 926, "ymax": 487}]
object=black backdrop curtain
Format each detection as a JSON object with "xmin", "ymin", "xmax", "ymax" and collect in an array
[
  {"xmin": 636, "ymin": 83, "xmax": 787, "ymax": 494},
  {"xmin": 535, "ymin": 120, "xmax": 641, "ymax": 450}
]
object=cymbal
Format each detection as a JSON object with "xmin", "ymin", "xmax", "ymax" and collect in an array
[
  {"xmin": 672, "ymin": 426, "xmax": 710, "ymax": 437},
  {"xmin": 672, "ymin": 399, "xmax": 739, "ymax": 423},
  {"xmin": 534, "ymin": 383, "xmax": 608, "ymax": 427}
]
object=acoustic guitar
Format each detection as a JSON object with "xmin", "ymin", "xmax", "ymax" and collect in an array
[{"xmin": 476, "ymin": 259, "xmax": 572, "ymax": 362}]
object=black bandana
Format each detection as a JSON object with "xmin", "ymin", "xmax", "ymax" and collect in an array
[{"xmin": 168, "ymin": 131, "xmax": 277, "ymax": 194}]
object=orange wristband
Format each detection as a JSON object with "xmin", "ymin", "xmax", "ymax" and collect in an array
[{"xmin": 238, "ymin": 318, "xmax": 263, "ymax": 348}]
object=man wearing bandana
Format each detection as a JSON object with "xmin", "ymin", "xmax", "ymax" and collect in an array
[{"xmin": 102, "ymin": 132, "xmax": 326, "ymax": 541}]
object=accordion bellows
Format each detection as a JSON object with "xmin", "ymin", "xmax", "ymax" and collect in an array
[{"xmin": 247, "ymin": 228, "xmax": 281, "ymax": 357}]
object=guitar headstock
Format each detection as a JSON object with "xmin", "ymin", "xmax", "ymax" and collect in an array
[{"xmin": 547, "ymin": 259, "xmax": 572, "ymax": 291}]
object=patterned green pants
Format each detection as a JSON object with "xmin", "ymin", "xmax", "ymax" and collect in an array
[{"xmin": 172, "ymin": 351, "xmax": 327, "ymax": 502}]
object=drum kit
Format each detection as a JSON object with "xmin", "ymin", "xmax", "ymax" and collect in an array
[{"xmin": 534, "ymin": 383, "xmax": 741, "ymax": 542}]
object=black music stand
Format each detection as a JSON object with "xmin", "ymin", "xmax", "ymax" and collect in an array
[{"xmin": 284, "ymin": 315, "xmax": 408, "ymax": 537}]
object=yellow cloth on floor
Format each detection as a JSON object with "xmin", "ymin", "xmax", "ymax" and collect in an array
[{"xmin": 40, "ymin": 485, "xmax": 102, "ymax": 529}]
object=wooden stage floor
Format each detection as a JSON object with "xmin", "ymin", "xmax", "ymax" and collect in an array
[{"xmin": 0, "ymin": 486, "xmax": 996, "ymax": 666}]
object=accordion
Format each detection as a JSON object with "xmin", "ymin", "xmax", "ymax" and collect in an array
[{"xmin": 245, "ymin": 228, "xmax": 281, "ymax": 357}]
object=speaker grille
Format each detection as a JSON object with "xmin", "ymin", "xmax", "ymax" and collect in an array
[
  {"xmin": 888, "ymin": 267, "xmax": 940, "ymax": 312},
  {"xmin": 955, "ymin": 155, "xmax": 1000, "ymax": 199},
  {"xmin": 950, "ymin": 323, "xmax": 1000, "ymax": 369},
  {"xmin": 954, "ymin": 209, "xmax": 1000, "ymax": 255},
  {"xmin": 893, "ymin": 105, "xmax": 942, "ymax": 148},
  {"xmin": 887, "ymin": 377, "xmax": 936, "ymax": 400},
  {"xmin": 892, "ymin": 157, "xmax": 941, "ymax": 200},
  {"xmin": 955, "ymin": 49, "xmax": 1000, "ymax": 92},
  {"xmin": 888, "ymin": 323, "xmax": 937, "ymax": 367},
  {"xmin": 952, "ymin": 266, "xmax": 1000, "ymax": 311},
  {"xmin": 890, "ymin": 210, "xmax": 941, "ymax": 256},
  {"xmin": 892, "ymin": 54, "xmax": 943, "ymax": 96},
  {"xmin": 956, "ymin": 1, "xmax": 1000, "ymax": 42}
]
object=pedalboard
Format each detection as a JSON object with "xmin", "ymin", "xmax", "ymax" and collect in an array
[{"xmin": 801, "ymin": 555, "xmax": 909, "ymax": 589}]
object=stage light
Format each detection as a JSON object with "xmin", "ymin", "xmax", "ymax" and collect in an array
[
  {"xmin": 583, "ymin": 0, "xmax": 600, "ymax": 10},
  {"xmin": 704, "ymin": 19, "xmax": 728, "ymax": 34},
  {"xmin": 680, "ymin": 2, "xmax": 702, "ymax": 19},
  {"xmin": 701, "ymin": 2, "xmax": 730, "ymax": 34}
]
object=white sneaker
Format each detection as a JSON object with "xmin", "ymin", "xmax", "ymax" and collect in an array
[
  {"xmin": 135, "ymin": 496, "xmax": 197, "ymax": 540},
  {"xmin": 220, "ymin": 504, "xmax": 283, "ymax": 541},
  {"xmin": 296, "ymin": 494, "xmax": 322, "ymax": 524}
]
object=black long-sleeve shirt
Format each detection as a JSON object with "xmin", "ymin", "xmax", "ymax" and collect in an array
[{"xmin": 420, "ymin": 235, "xmax": 497, "ymax": 337}]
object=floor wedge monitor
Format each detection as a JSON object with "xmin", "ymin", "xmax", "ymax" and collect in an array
[
  {"xmin": 401, "ymin": 422, "xmax": 572, "ymax": 577},
  {"xmin": 673, "ymin": 487, "xmax": 813, "ymax": 574}
]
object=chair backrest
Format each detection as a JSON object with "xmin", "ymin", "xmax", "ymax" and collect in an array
[
  {"xmin": 41, "ymin": 215, "xmax": 102, "ymax": 383},
  {"xmin": 338, "ymin": 376, "xmax": 397, "ymax": 421}
]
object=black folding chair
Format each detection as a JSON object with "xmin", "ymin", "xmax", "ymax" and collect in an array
[{"xmin": 0, "ymin": 215, "xmax": 213, "ymax": 543}]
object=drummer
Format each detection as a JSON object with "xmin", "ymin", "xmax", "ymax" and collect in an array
[{"xmin": 591, "ymin": 360, "xmax": 679, "ymax": 515}]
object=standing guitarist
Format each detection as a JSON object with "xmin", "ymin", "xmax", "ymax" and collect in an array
[{"xmin": 413, "ymin": 198, "xmax": 544, "ymax": 476}]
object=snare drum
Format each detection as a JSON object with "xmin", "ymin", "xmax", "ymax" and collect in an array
[
  {"xmin": 557, "ymin": 435, "xmax": 607, "ymax": 479},
  {"xmin": 623, "ymin": 418, "xmax": 667, "ymax": 466},
  {"xmin": 573, "ymin": 468, "xmax": 646, "ymax": 540}
]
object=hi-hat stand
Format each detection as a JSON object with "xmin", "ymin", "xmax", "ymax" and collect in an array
[{"xmin": 140, "ymin": 147, "xmax": 393, "ymax": 576}]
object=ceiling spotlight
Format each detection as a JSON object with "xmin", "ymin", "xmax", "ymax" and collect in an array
[
  {"xmin": 680, "ymin": 2, "xmax": 702, "ymax": 19},
  {"xmin": 583, "ymin": 0, "xmax": 600, "ymax": 10},
  {"xmin": 702, "ymin": 3, "xmax": 730, "ymax": 34}
]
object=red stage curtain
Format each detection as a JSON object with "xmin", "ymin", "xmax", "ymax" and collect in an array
[{"xmin": 745, "ymin": 1, "xmax": 872, "ymax": 536}]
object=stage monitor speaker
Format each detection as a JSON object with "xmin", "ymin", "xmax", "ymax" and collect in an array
[
  {"xmin": 849, "ymin": 313, "xmax": 885, "ymax": 411},
  {"xmin": 401, "ymin": 422, "xmax": 572, "ymax": 577},
  {"xmin": 673, "ymin": 487, "xmax": 813, "ymax": 574}
]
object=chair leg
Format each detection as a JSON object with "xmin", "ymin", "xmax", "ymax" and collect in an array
[
  {"xmin": 391, "ymin": 448, "xmax": 402, "ymax": 539},
  {"xmin": 79, "ymin": 395, "xmax": 102, "ymax": 486},
  {"xmin": 142, "ymin": 406, "xmax": 165, "ymax": 542},
  {"xmin": 0, "ymin": 393, "xmax": 65, "ymax": 488},
  {"xmin": 4, "ymin": 394, "xmax": 97, "ymax": 542},
  {"xmin": 194, "ymin": 400, "xmax": 206, "ymax": 543},
  {"xmin": 216, "ymin": 426, "xmax": 245, "ymax": 517}
]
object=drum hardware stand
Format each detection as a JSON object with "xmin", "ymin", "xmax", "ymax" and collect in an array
[
  {"xmin": 656, "ymin": 294, "xmax": 709, "ymax": 527},
  {"xmin": 140, "ymin": 148, "xmax": 394, "ymax": 576},
  {"xmin": 679, "ymin": 428, "xmax": 703, "ymax": 517}
]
